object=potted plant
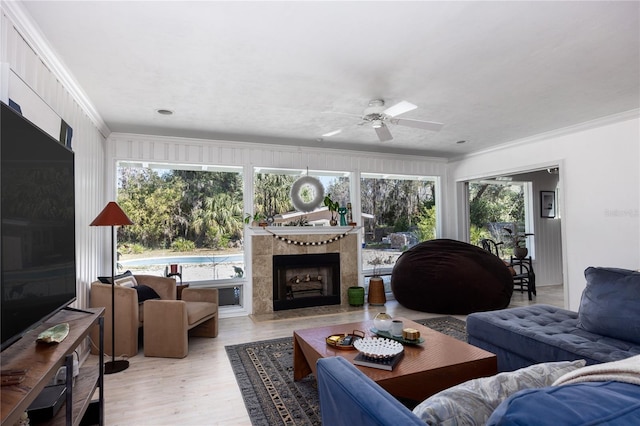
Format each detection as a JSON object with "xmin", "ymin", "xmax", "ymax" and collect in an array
[
  {"xmin": 323, "ymin": 194, "xmax": 339, "ymax": 226},
  {"xmin": 245, "ymin": 212, "xmax": 267, "ymax": 227},
  {"xmin": 503, "ymin": 226, "xmax": 534, "ymax": 259}
]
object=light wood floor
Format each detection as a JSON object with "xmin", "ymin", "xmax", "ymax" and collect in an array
[{"xmin": 95, "ymin": 285, "xmax": 564, "ymax": 425}]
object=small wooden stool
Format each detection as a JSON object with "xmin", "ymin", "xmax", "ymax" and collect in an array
[{"xmin": 367, "ymin": 277, "xmax": 386, "ymax": 305}]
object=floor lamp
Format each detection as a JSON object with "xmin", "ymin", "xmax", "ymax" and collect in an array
[{"xmin": 90, "ymin": 201, "xmax": 133, "ymax": 374}]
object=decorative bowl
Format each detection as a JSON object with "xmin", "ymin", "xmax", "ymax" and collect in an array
[
  {"xmin": 353, "ymin": 337, "xmax": 403, "ymax": 359},
  {"xmin": 373, "ymin": 312, "xmax": 392, "ymax": 332}
]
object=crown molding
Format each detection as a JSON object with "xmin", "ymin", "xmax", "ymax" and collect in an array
[
  {"xmin": 450, "ymin": 108, "xmax": 640, "ymax": 162},
  {"xmin": 2, "ymin": 1, "xmax": 110, "ymax": 138}
]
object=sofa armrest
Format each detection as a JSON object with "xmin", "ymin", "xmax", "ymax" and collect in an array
[
  {"xmin": 135, "ymin": 274, "xmax": 177, "ymax": 300},
  {"xmin": 182, "ymin": 287, "xmax": 218, "ymax": 305},
  {"xmin": 317, "ymin": 356, "xmax": 423, "ymax": 426}
]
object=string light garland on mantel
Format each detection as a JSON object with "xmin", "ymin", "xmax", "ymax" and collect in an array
[{"xmin": 264, "ymin": 226, "xmax": 356, "ymax": 246}]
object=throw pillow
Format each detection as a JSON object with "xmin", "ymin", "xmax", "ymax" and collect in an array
[
  {"xmin": 98, "ymin": 270, "xmax": 133, "ymax": 284},
  {"xmin": 114, "ymin": 276, "xmax": 137, "ymax": 288},
  {"xmin": 412, "ymin": 359, "xmax": 586, "ymax": 425},
  {"xmin": 577, "ymin": 267, "xmax": 640, "ymax": 344},
  {"xmin": 133, "ymin": 285, "xmax": 160, "ymax": 303}
]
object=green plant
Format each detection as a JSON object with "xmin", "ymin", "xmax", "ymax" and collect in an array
[
  {"xmin": 244, "ymin": 212, "xmax": 265, "ymax": 224},
  {"xmin": 171, "ymin": 237, "xmax": 195, "ymax": 252},
  {"xmin": 323, "ymin": 194, "xmax": 339, "ymax": 223},
  {"xmin": 323, "ymin": 194, "xmax": 339, "ymax": 212}
]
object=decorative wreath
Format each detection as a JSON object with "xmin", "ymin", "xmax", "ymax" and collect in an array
[{"xmin": 290, "ymin": 175, "xmax": 325, "ymax": 212}]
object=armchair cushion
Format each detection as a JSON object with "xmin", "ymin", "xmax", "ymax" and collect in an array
[{"xmin": 186, "ymin": 301, "xmax": 216, "ymax": 325}]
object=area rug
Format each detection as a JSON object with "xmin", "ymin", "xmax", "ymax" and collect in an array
[{"xmin": 225, "ymin": 316, "xmax": 466, "ymax": 426}]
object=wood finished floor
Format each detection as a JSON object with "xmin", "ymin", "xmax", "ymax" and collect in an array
[{"xmin": 95, "ymin": 285, "xmax": 564, "ymax": 425}]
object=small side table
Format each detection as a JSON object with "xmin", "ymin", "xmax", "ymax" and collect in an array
[{"xmin": 176, "ymin": 283, "xmax": 189, "ymax": 300}]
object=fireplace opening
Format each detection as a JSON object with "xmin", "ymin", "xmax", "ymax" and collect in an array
[{"xmin": 273, "ymin": 253, "xmax": 341, "ymax": 311}]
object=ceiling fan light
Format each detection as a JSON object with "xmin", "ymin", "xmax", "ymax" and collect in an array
[{"xmin": 371, "ymin": 119, "xmax": 383, "ymax": 129}]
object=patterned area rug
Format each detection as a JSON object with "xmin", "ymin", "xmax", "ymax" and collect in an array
[{"xmin": 225, "ymin": 316, "xmax": 467, "ymax": 426}]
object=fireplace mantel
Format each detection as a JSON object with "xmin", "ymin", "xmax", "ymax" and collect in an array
[{"xmin": 249, "ymin": 226, "xmax": 362, "ymax": 236}]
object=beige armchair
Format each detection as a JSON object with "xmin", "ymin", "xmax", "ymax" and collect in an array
[
  {"xmin": 143, "ymin": 287, "xmax": 218, "ymax": 358},
  {"xmin": 89, "ymin": 274, "xmax": 177, "ymax": 357}
]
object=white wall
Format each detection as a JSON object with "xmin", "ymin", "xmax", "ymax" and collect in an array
[
  {"xmin": 448, "ymin": 115, "xmax": 640, "ymax": 310},
  {"xmin": 1, "ymin": 5, "xmax": 109, "ymax": 313}
]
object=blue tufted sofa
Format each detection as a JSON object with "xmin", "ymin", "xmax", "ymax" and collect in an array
[
  {"xmin": 317, "ymin": 356, "xmax": 640, "ymax": 425},
  {"xmin": 467, "ymin": 267, "xmax": 640, "ymax": 372}
]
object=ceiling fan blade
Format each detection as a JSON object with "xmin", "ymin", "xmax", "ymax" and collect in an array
[
  {"xmin": 375, "ymin": 123, "xmax": 393, "ymax": 142},
  {"xmin": 390, "ymin": 117, "xmax": 444, "ymax": 132},
  {"xmin": 383, "ymin": 100, "xmax": 417, "ymax": 117},
  {"xmin": 322, "ymin": 129, "xmax": 342, "ymax": 137}
]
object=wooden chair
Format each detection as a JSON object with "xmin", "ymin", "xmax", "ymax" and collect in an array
[
  {"xmin": 509, "ymin": 256, "xmax": 536, "ymax": 300},
  {"xmin": 480, "ymin": 239, "xmax": 504, "ymax": 257}
]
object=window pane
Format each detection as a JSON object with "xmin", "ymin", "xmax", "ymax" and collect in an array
[
  {"xmin": 360, "ymin": 173, "xmax": 437, "ymax": 281},
  {"xmin": 116, "ymin": 163, "xmax": 245, "ymax": 283},
  {"xmin": 469, "ymin": 180, "xmax": 531, "ymax": 258}
]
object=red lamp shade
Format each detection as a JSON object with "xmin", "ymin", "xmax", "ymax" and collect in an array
[{"xmin": 90, "ymin": 202, "xmax": 133, "ymax": 227}]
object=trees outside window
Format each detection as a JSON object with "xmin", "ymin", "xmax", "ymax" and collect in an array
[
  {"xmin": 360, "ymin": 173, "xmax": 437, "ymax": 276},
  {"xmin": 116, "ymin": 163, "xmax": 245, "ymax": 284},
  {"xmin": 468, "ymin": 180, "xmax": 532, "ymax": 258}
]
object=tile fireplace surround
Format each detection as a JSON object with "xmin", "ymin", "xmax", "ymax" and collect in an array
[{"xmin": 251, "ymin": 227, "xmax": 360, "ymax": 315}]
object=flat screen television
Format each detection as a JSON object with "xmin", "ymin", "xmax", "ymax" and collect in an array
[{"xmin": 1, "ymin": 102, "xmax": 77, "ymax": 351}]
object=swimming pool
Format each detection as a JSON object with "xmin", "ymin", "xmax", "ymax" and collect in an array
[{"xmin": 120, "ymin": 254, "xmax": 244, "ymax": 267}]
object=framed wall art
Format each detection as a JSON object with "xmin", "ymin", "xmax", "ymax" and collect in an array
[{"xmin": 540, "ymin": 190, "xmax": 556, "ymax": 218}]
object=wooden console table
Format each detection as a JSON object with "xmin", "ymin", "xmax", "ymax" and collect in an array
[{"xmin": 1, "ymin": 307, "xmax": 104, "ymax": 426}]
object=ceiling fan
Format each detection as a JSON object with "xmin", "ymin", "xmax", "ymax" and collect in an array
[{"xmin": 322, "ymin": 99, "xmax": 443, "ymax": 142}]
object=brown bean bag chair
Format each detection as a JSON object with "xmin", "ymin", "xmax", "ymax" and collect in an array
[{"xmin": 391, "ymin": 239, "xmax": 513, "ymax": 314}]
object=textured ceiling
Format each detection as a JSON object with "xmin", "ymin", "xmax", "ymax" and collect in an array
[{"xmin": 19, "ymin": 1, "xmax": 640, "ymax": 158}]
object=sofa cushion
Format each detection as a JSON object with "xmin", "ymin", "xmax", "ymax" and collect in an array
[
  {"xmin": 486, "ymin": 381, "xmax": 640, "ymax": 425},
  {"xmin": 466, "ymin": 304, "xmax": 640, "ymax": 371},
  {"xmin": 412, "ymin": 359, "xmax": 585, "ymax": 425},
  {"xmin": 578, "ymin": 267, "xmax": 640, "ymax": 344}
]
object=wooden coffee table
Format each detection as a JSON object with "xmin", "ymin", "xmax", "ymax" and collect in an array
[{"xmin": 293, "ymin": 317, "xmax": 497, "ymax": 402}]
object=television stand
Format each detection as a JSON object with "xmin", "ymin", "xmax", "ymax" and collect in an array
[
  {"xmin": 1, "ymin": 307, "xmax": 105, "ymax": 426},
  {"xmin": 63, "ymin": 306, "xmax": 94, "ymax": 315}
]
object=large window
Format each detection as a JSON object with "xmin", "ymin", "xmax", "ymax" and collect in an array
[
  {"xmin": 116, "ymin": 162, "xmax": 245, "ymax": 306},
  {"xmin": 468, "ymin": 179, "xmax": 534, "ymax": 258},
  {"xmin": 360, "ymin": 173, "xmax": 438, "ymax": 280}
]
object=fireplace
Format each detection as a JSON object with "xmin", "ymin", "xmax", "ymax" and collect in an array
[
  {"xmin": 251, "ymin": 229, "xmax": 358, "ymax": 315},
  {"xmin": 272, "ymin": 253, "xmax": 341, "ymax": 311}
]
